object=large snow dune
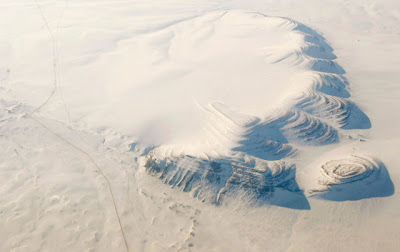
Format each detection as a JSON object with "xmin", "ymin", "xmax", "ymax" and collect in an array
[{"xmin": 1, "ymin": 1, "xmax": 400, "ymax": 251}]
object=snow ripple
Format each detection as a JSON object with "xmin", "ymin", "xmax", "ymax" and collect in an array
[
  {"xmin": 320, "ymin": 155, "xmax": 377, "ymax": 185},
  {"xmin": 296, "ymin": 92, "xmax": 351, "ymax": 128},
  {"xmin": 310, "ymin": 155, "xmax": 394, "ymax": 201},
  {"xmin": 261, "ymin": 14, "xmax": 372, "ymax": 143},
  {"xmin": 144, "ymin": 151, "xmax": 302, "ymax": 206},
  {"xmin": 281, "ymin": 110, "xmax": 338, "ymax": 144}
]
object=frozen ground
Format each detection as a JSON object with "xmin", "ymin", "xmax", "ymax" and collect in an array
[{"xmin": 1, "ymin": 0, "xmax": 400, "ymax": 251}]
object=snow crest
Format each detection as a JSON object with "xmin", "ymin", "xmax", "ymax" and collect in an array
[{"xmin": 138, "ymin": 11, "xmax": 388, "ymax": 208}]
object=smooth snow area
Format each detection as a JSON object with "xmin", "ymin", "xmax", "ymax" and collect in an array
[
  {"xmin": 1, "ymin": 0, "xmax": 400, "ymax": 251},
  {"xmin": 64, "ymin": 11, "xmax": 305, "ymax": 149}
]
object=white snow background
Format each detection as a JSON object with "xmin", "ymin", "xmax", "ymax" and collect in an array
[{"xmin": 1, "ymin": 0, "xmax": 400, "ymax": 251}]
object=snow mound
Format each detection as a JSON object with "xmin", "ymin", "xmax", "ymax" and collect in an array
[
  {"xmin": 135, "ymin": 10, "xmax": 379, "ymax": 207},
  {"xmin": 114, "ymin": 11, "xmax": 384, "ymax": 209},
  {"xmin": 310, "ymin": 155, "xmax": 394, "ymax": 201}
]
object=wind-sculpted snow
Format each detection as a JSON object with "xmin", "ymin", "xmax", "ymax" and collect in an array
[
  {"xmin": 276, "ymin": 110, "xmax": 339, "ymax": 145},
  {"xmin": 322, "ymin": 156, "xmax": 378, "ymax": 184},
  {"xmin": 308, "ymin": 72, "xmax": 350, "ymax": 98},
  {"xmin": 137, "ymin": 11, "xmax": 388, "ymax": 207},
  {"xmin": 296, "ymin": 92, "xmax": 351, "ymax": 128},
  {"xmin": 310, "ymin": 155, "xmax": 394, "ymax": 201},
  {"xmin": 2, "ymin": 1, "xmax": 400, "ymax": 251},
  {"xmin": 144, "ymin": 150, "xmax": 309, "ymax": 209}
]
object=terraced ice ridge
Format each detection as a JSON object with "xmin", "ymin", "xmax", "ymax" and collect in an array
[{"xmin": 135, "ymin": 11, "xmax": 391, "ymax": 208}]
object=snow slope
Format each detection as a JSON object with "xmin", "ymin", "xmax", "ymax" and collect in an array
[{"xmin": 1, "ymin": 0, "xmax": 400, "ymax": 251}]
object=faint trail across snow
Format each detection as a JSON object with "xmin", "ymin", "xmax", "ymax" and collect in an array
[
  {"xmin": 55, "ymin": 0, "xmax": 71, "ymax": 124},
  {"xmin": 30, "ymin": 1, "xmax": 129, "ymax": 251},
  {"xmin": 29, "ymin": 116, "xmax": 130, "ymax": 251},
  {"xmin": 30, "ymin": 0, "xmax": 57, "ymax": 116}
]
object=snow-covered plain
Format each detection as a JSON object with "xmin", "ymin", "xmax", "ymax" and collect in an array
[{"xmin": 1, "ymin": 0, "xmax": 400, "ymax": 251}]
